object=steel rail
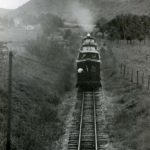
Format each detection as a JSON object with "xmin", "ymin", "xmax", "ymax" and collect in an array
[
  {"xmin": 93, "ymin": 91, "xmax": 98, "ymax": 150},
  {"xmin": 77, "ymin": 92, "xmax": 84, "ymax": 150}
]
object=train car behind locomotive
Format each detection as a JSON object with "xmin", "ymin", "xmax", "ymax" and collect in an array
[
  {"xmin": 76, "ymin": 34, "xmax": 101, "ymax": 89},
  {"xmin": 82, "ymin": 33, "xmax": 98, "ymax": 48}
]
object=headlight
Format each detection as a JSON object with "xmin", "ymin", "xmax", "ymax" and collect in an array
[{"xmin": 78, "ymin": 68, "xmax": 83, "ymax": 73}]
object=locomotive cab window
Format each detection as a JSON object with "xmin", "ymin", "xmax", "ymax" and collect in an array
[{"xmin": 79, "ymin": 52, "xmax": 99, "ymax": 60}]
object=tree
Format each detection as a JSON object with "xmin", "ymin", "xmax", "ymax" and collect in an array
[
  {"xmin": 102, "ymin": 14, "xmax": 150, "ymax": 43},
  {"xmin": 96, "ymin": 17, "xmax": 108, "ymax": 38}
]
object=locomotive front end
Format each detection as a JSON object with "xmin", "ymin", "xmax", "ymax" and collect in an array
[
  {"xmin": 76, "ymin": 33, "xmax": 101, "ymax": 90},
  {"xmin": 76, "ymin": 51, "xmax": 101, "ymax": 89}
]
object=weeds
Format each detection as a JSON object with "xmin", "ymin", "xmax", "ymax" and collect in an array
[
  {"xmin": 102, "ymin": 41, "xmax": 150, "ymax": 150},
  {"xmin": 11, "ymin": 34, "xmax": 78, "ymax": 149}
]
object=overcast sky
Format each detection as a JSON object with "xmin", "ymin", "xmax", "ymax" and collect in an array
[{"xmin": 0, "ymin": 0, "xmax": 30, "ymax": 9}]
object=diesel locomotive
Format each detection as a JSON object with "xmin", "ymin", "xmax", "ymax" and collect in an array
[{"xmin": 76, "ymin": 33, "xmax": 101, "ymax": 89}]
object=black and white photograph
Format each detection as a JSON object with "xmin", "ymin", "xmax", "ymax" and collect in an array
[{"xmin": 0, "ymin": 0, "xmax": 150, "ymax": 150}]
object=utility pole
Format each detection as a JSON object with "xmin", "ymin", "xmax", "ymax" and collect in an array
[{"xmin": 6, "ymin": 51, "xmax": 13, "ymax": 150}]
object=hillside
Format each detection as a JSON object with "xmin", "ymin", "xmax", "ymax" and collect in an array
[
  {"xmin": 0, "ymin": 8, "xmax": 12, "ymax": 17},
  {"xmin": 8, "ymin": 0, "xmax": 150, "ymax": 21},
  {"xmin": 100, "ymin": 41, "xmax": 150, "ymax": 150},
  {"xmin": 10, "ymin": 33, "xmax": 80, "ymax": 149},
  {"xmin": 8, "ymin": 0, "xmax": 69, "ymax": 18},
  {"xmin": 93, "ymin": 0, "xmax": 150, "ymax": 19}
]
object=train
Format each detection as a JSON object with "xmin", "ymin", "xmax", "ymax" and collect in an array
[
  {"xmin": 82, "ymin": 33, "xmax": 98, "ymax": 48},
  {"xmin": 76, "ymin": 33, "xmax": 101, "ymax": 89}
]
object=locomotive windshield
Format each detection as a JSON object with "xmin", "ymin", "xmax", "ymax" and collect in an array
[{"xmin": 79, "ymin": 52, "xmax": 99, "ymax": 60}]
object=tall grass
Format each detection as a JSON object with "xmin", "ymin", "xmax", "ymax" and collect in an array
[
  {"xmin": 11, "ymin": 34, "xmax": 79, "ymax": 150},
  {"xmin": 102, "ymin": 39, "xmax": 150, "ymax": 150},
  {"xmin": 0, "ymin": 90, "xmax": 7, "ymax": 150}
]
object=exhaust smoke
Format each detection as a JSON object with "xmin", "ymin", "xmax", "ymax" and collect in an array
[{"xmin": 69, "ymin": 1, "xmax": 95, "ymax": 32}]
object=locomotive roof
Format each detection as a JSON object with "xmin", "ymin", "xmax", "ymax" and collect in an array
[
  {"xmin": 76, "ymin": 59, "xmax": 101, "ymax": 63},
  {"xmin": 83, "ymin": 36, "xmax": 95, "ymax": 40},
  {"xmin": 81, "ymin": 43, "xmax": 97, "ymax": 47}
]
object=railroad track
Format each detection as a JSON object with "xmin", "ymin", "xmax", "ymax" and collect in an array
[{"xmin": 68, "ymin": 89, "xmax": 109, "ymax": 150}]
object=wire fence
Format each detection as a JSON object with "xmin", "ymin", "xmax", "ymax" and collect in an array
[{"xmin": 120, "ymin": 63, "xmax": 150, "ymax": 90}]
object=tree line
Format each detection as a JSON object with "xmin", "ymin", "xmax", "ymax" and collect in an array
[{"xmin": 96, "ymin": 14, "xmax": 150, "ymax": 44}]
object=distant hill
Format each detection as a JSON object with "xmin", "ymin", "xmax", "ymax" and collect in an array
[
  {"xmin": 6, "ymin": 0, "xmax": 150, "ymax": 21},
  {"xmin": 9, "ymin": 0, "xmax": 69, "ymax": 18},
  {"xmin": 87, "ymin": 0, "xmax": 150, "ymax": 20},
  {"xmin": 0, "ymin": 8, "xmax": 12, "ymax": 17}
]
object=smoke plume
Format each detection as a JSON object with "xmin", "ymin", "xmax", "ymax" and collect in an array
[{"xmin": 69, "ymin": 1, "xmax": 95, "ymax": 32}]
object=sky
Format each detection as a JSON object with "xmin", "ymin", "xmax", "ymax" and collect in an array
[
  {"xmin": 0, "ymin": 0, "xmax": 129, "ymax": 9},
  {"xmin": 0, "ymin": 0, "xmax": 30, "ymax": 9}
]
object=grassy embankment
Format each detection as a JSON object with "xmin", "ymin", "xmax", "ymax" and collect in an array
[
  {"xmin": 11, "ymin": 32, "xmax": 80, "ymax": 150},
  {"xmin": 101, "ymin": 40, "xmax": 150, "ymax": 150},
  {"xmin": 0, "ymin": 91, "xmax": 7, "ymax": 150},
  {"xmin": 0, "ymin": 27, "xmax": 41, "ymax": 150},
  {"xmin": 0, "ymin": 50, "xmax": 9, "ymax": 150},
  {"xmin": 110, "ymin": 40, "xmax": 150, "ymax": 87}
]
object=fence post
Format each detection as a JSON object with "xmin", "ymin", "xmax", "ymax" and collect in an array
[
  {"xmin": 123, "ymin": 64, "xmax": 126, "ymax": 78},
  {"xmin": 136, "ymin": 71, "xmax": 139, "ymax": 86},
  {"xmin": 148, "ymin": 75, "xmax": 150, "ymax": 90},
  {"xmin": 120, "ymin": 64, "xmax": 122, "ymax": 75},
  {"xmin": 127, "ymin": 66, "xmax": 129, "ymax": 79},
  {"xmin": 131, "ymin": 69, "xmax": 133, "ymax": 82},
  {"xmin": 142, "ymin": 72, "xmax": 144, "ymax": 86},
  {"xmin": 6, "ymin": 51, "xmax": 13, "ymax": 150},
  {"xmin": 131, "ymin": 68, "xmax": 133, "ymax": 82}
]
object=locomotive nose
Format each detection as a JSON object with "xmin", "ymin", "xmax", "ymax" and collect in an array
[{"xmin": 78, "ymin": 68, "xmax": 83, "ymax": 73}]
